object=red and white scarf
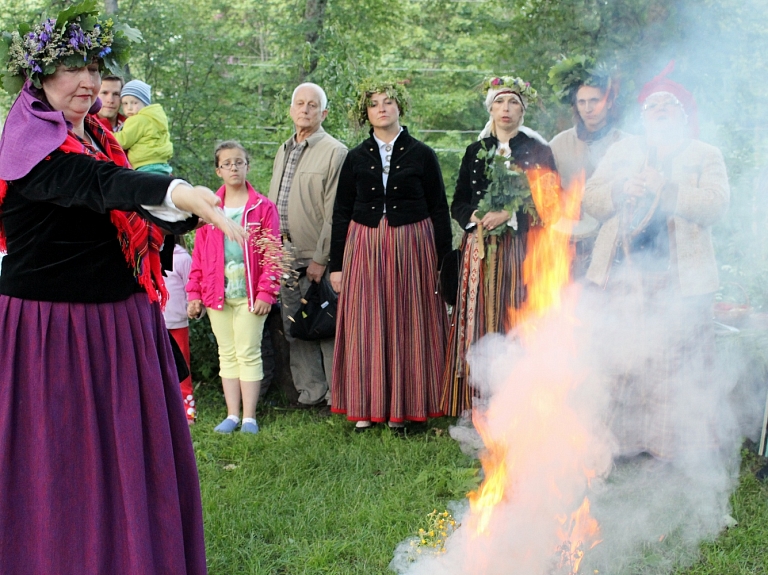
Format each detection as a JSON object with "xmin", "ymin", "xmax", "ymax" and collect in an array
[{"xmin": 0, "ymin": 114, "xmax": 168, "ymax": 306}]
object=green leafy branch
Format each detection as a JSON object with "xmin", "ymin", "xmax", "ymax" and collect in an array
[{"xmin": 475, "ymin": 142, "xmax": 540, "ymax": 236}]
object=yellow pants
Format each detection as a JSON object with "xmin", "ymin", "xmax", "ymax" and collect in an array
[{"xmin": 207, "ymin": 297, "xmax": 267, "ymax": 381}]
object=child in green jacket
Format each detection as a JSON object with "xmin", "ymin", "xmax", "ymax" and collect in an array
[{"xmin": 115, "ymin": 79, "xmax": 174, "ymax": 175}]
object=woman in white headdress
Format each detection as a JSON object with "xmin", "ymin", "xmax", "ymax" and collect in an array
[{"xmin": 440, "ymin": 76, "xmax": 559, "ymax": 417}]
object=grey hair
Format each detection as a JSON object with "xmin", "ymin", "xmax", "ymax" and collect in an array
[{"xmin": 291, "ymin": 83, "xmax": 328, "ymax": 111}]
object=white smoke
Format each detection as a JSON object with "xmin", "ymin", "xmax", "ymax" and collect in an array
[
  {"xmin": 391, "ymin": 279, "xmax": 750, "ymax": 575},
  {"xmin": 389, "ymin": 1, "xmax": 767, "ymax": 571}
]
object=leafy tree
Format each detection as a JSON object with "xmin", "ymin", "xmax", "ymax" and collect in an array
[{"xmin": 2, "ymin": 0, "xmax": 768, "ymax": 304}]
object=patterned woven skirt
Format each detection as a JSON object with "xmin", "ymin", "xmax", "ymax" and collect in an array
[
  {"xmin": 440, "ymin": 229, "xmax": 527, "ymax": 417},
  {"xmin": 331, "ymin": 218, "xmax": 448, "ymax": 423},
  {"xmin": 0, "ymin": 293, "xmax": 206, "ymax": 574}
]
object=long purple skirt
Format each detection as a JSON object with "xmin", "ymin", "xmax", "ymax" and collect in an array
[{"xmin": 0, "ymin": 293, "xmax": 206, "ymax": 574}]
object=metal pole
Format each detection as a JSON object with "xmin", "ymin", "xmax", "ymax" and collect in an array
[{"xmin": 759, "ymin": 383, "xmax": 768, "ymax": 456}]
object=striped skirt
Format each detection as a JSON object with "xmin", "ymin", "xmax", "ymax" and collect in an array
[
  {"xmin": 331, "ymin": 218, "xmax": 448, "ymax": 423},
  {"xmin": 440, "ymin": 229, "xmax": 527, "ymax": 417}
]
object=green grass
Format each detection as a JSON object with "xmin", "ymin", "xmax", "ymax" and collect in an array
[
  {"xmin": 682, "ymin": 451, "xmax": 768, "ymax": 575},
  {"xmin": 192, "ymin": 390, "xmax": 768, "ymax": 575},
  {"xmin": 192, "ymin": 390, "xmax": 478, "ymax": 575}
]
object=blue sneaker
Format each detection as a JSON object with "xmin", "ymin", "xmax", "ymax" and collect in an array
[
  {"xmin": 214, "ymin": 418, "xmax": 239, "ymax": 433},
  {"xmin": 240, "ymin": 420, "xmax": 259, "ymax": 434}
]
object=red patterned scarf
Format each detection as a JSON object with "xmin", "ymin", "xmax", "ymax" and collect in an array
[{"xmin": 0, "ymin": 114, "xmax": 167, "ymax": 306}]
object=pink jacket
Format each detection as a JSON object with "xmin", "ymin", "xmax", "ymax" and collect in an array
[{"xmin": 186, "ymin": 182, "xmax": 281, "ymax": 311}]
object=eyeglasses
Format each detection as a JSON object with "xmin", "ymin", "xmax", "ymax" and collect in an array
[
  {"xmin": 643, "ymin": 99, "xmax": 682, "ymax": 112},
  {"xmin": 218, "ymin": 160, "xmax": 248, "ymax": 170}
]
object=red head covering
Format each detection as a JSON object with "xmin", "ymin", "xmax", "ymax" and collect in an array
[{"xmin": 637, "ymin": 60, "xmax": 699, "ymax": 137}]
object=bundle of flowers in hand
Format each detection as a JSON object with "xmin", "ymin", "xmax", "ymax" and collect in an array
[
  {"xmin": 249, "ymin": 229, "xmax": 299, "ymax": 284},
  {"xmin": 475, "ymin": 141, "xmax": 541, "ymax": 238}
]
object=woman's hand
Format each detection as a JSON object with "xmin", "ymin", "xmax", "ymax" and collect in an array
[
  {"xmin": 252, "ymin": 300, "xmax": 272, "ymax": 315},
  {"xmin": 470, "ymin": 211, "xmax": 483, "ymax": 225},
  {"xmin": 171, "ymin": 185, "xmax": 247, "ymax": 243},
  {"xmin": 187, "ymin": 299, "xmax": 203, "ymax": 319},
  {"xmin": 480, "ymin": 210, "xmax": 510, "ymax": 231},
  {"xmin": 330, "ymin": 271, "xmax": 342, "ymax": 293}
]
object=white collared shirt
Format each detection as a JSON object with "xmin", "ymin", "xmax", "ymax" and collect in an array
[{"xmin": 372, "ymin": 127, "xmax": 403, "ymax": 189}]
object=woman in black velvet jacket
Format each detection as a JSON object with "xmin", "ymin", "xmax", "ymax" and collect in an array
[
  {"xmin": 329, "ymin": 80, "xmax": 451, "ymax": 431},
  {"xmin": 440, "ymin": 76, "xmax": 559, "ymax": 417}
]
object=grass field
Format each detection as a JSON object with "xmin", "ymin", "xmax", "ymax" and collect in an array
[{"xmin": 192, "ymin": 390, "xmax": 768, "ymax": 575}]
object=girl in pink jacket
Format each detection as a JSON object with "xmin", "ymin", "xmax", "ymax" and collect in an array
[{"xmin": 187, "ymin": 141, "xmax": 281, "ymax": 434}]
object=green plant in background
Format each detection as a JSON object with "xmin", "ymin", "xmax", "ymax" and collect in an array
[{"xmin": 188, "ymin": 314, "xmax": 220, "ymax": 386}]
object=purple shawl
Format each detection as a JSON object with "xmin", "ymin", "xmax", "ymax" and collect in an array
[{"xmin": 0, "ymin": 81, "xmax": 102, "ymax": 181}]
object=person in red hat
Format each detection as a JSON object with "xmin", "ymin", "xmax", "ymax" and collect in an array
[{"xmin": 582, "ymin": 61, "xmax": 730, "ymax": 461}]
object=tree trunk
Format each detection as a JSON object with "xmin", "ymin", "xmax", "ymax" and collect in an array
[
  {"xmin": 104, "ymin": 0, "xmax": 119, "ymax": 15},
  {"xmin": 299, "ymin": 0, "xmax": 329, "ymax": 81}
]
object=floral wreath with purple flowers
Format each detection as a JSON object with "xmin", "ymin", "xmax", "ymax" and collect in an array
[
  {"xmin": 0, "ymin": 0, "xmax": 141, "ymax": 94},
  {"xmin": 482, "ymin": 76, "xmax": 539, "ymax": 105}
]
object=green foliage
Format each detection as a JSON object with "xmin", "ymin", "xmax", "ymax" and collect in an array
[
  {"xmin": 54, "ymin": 0, "xmax": 95, "ymax": 27},
  {"xmin": 1, "ymin": 0, "xmax": 139, "ymax": 92},
  {"xmin": 351, "ymin": 77, "xmax": 410, "ymax": 128},
  {"xmin": 0, "ymin": 0, "xmax": 766, "ymax": 308},
  {"xmin": 547, "ymin": 54, "xmax": 615, "ymax": 105},
  {"xmin": 475, "ymin": 142, "xmax": 539, "ymax": 235},
  {"xmin": 188, "ymin": 314, "xmax": 220, "ymax": 386}
]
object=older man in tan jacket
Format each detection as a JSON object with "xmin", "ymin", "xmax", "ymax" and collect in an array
[{"xmin": 268, "ymin": 83, "xmax": 348, "ymax": 409}]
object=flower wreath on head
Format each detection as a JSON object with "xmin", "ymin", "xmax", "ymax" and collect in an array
[
  {"xmin": 482, "ymin": 76, "xmax": 539, "ymax": 108},
  {"xmin": 547, "ymin": 55, "xmax": 616, "ymax": 106},
  {"xmin": 0, "ymin": 0, "xmax": 141, "ymax": 94},
  {"xmin": 352, "ymin": 78, "xmax": 410, "ymax": 127}
]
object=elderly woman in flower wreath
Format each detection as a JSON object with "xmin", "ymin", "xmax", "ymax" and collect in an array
[
  {"xmin": 0, "ymin": 2, "xmax": 243, "ymax": 572},
  {"xmin": 329, "ymin": 79, "xmax": 452, "ymax": 432},
  {"xmin": 440, "ymin": 76, "xmax": 559, "ymax": 418}
]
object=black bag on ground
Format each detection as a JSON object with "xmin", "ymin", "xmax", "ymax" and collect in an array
[{"xmin": 289, "ymin": 277, "xmax": 338, "ymax": 340}]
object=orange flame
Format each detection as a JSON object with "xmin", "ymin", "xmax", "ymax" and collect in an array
[
  {"xmin": 466, "ymin": 169, "xmax": 600, "ymax": 572},
  {"xmin": 520, "ymin": 168, "xmax": 583, "ymax": 321},
  {"xmin": 467, "ymin": 415, "xmax": 508, "ymax": 536},
  {"xmin": 557, "ymin": 497, "xmax": 603, "ymax": 574}
]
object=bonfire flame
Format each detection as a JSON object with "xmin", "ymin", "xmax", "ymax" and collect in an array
[
  {"xmin": 522, "ymin": 168, "xmax": 577, "ymax": 321},
  {"xmin": 467, "ymin": 415, "xmax": 508, "ymax": 536},
  {"xmin": 556, "ymin": 497, "xmax": 603, "ymax": 574},
  {"xmin": 466, "ymin": 169, "xmax": 601, "ymax": 572}
]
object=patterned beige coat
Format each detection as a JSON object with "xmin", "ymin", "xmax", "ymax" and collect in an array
[{"xmin": 584, "ymin": 136, "xmax": 729, "ymax": 296}]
